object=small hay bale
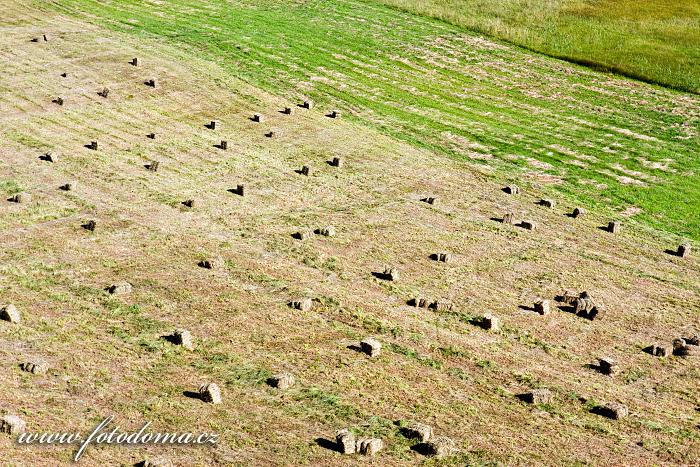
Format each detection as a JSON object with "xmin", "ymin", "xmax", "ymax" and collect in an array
[
  {"xmin": 171, "ymin": 329, "xmax": 194, "ymax": 351},
  {"xmin": 328, "ymin": 110, "xmax": 340, "ymax": 118},
  {"xmin": 108, "ymin": 282, "xmax": 132, "ymax": 295},
  {"xmin": 60, "ymin": 72, "xmax": 67, "ymax": 78},
  {"xmin": 314, "ymin": 226, "xmax": 336, "ymax": 237},
  {"xmin": 430, "ymin": 300, "xmax": 452, "ymax": 312},
  {"xmin": 402, "ymin": 422, "xmax": 432, "ymax": 442},
  {"xmin": 595, "ymin": 402, "xmax": 628, "ymax": 420},
  {"xmin": 335, "ymin": 429, "xmax": 355, "ymax": 455},
  {"xmin": 481, "ymin": 314, "xmax": 499, "ymax": 331},
  {"xmin": 219, "ymin": 140, "xmax": 228, "ymax": 150},
  {"xmin": 182, "ymin": 199, "xmax": 196, "ymax": 208},
  {"xmin": 433, "ymin": 252, "xmax": 452, "ymax": 263},
  {"xmin": 145, "ymin": 78, "xmax": 157, "ymax": 88},
  {"xmin": 330, "ymin": 157, "xmax": 343, "ymax": 168},
  {"xmin": 147, "ymin": 133, "xmax": 156, "ymax": 139},
  {"xmin": 97, "ymin": 88, "xmax": 109, "ymax": 98},
  {"xmin": 20, "ymin": 359, "xmax": 49, "ymax": 375},
  {"xmin": 199, "ymin": 257, "xmax": 225, "ymax": 270},
  {"xmin": 523, "ymin": 388, "xmax": 553, "ymax": 404},
  {"xmin": 539, "ymin": 199, "xmax": 555, "ymax": 208},
  {"xmin": 356, "ymin": 437, "xmax": 383, "ymax": 456},
  {"xmin": 672, "ymin": 338, "xmax": 698, "ymax": 357},
  {"xmin": 198, "ymin": 383, "xmax": 222, "ymax": 404},
  {"xmin": 52, "ymin": 97, "xmax": 64, "ymax": 106},
  {"xmin": 677, "ymin": 243, "xmax": 691, "ymax": 258},
  {"xmin": 59, "ymin": 182, "xmax": 76, "ymax": 191},
  {"xmin": 502, "ymin": 213, "xmax": 514, "ymax": 225},
  {"xmin": 142, "ymin": 456, "xmax": 173, "ymax": 467},
  {"xmin": 645, "ymin": 344, "xmax": 668, "ymax": 357},
  {"xmin": 607, "ymin": 221, "xmax": 621, "ymax": 234},
  {"xmin": 424, "ymin": 436, "xmax": 455, "ymax": 458},
  {"xmin": 87, "ymin": 141, "xmax": 98, "ymax": 150},
  {"xmin": 268, "ymin": 372, "xmax": 295, "ymax": 390},
  {"xmin": 40, "ymin": 152, "xmax": 57, "ymax": 162},
  {"xmin": 558, "ymin": 290, "xmax": 579, "ymax": 305},
  {"xmin": 409, "ymin": 297, "xmax": 429, "ymax": 308},
  {"xmin": 130, "ymin": 57, "xmax": 138, "ymax": 66},
  {"xmin": 534, "ymin": 299, "xmax": 550, "ymax": 316},
  {"xmin": 303, "ymin": 100, "xmax": 314, "ymax": 109},
  {"xmin": 252, "ymin": 113, "xmax": 264, "ymax": 123},
  {"xmin": 572, "ymin": 207, "xmax": 586, "ymax": 218},
  {"xmin": 265, "ymin": 130, "xmax": 276, "ymax": 138},
  {"xmin": 360, "ymin": 337, "xmax": 381, "ymax": 357},
  {"xmin": 504, "ymin": 185, "xmax": 520, "ymax": 195},
  {"xmin": 520, "ymin": 221, "xmax": 536, "ymax": 230},
  {"xmin": 9, "ymin": 192, "xmax": 31, "ymax": 204},
  {"xmin": 290, "ymin": 298, "xmax": 312, "ymax": 312},
  {"xmin": 0, "ymin": 304, "xmax": 21, "ymax": 323},
  {"xmin": 0, "ymin": 415, "xmax": 26, "ymax": 435},
  {"xmin": 598, "ymin": 357, "xmax": 618, "ymax": 376},
  {"xmin": 300, "ymin": 165, "xmax": 311, "ymax": 176},
  {"xmin": 420, "ymin": 197, "xmax": 436, "ymax": 205},
  {"xmin": 82, "ymin": 220, "xmax": 97, "ymax": 231},
  {"xmin": 382, "ymin": 267, "xmax": 399, "ymax": 281},
  {"xmin": 282, "ymin": 107, "xmax": 293, "ymax": 115},
  {"xmin": 146, "ymin": 161, "xmax": 160, "ymax": 172},
  {"xmin": 207, "ymin": 120, "xmax": 218, "ymax": 130},
  {"xmin": 292, "ymin": 230, "xmax": 314, "ymax": 240},
  {"xmin": 233, "ymin": 184, "xmax": 244, "ymax": 196}
]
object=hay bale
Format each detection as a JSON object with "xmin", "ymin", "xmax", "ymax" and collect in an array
[
  {"xmin": 82, "ymin": 220, "xmax": 96, "ymax": 231},
  {"xmin": 145, "ymin": 78, "xmax": 157, "ymax": 88},
  {"xmin": 282, "ymin": 107, "xmax": 293, "ymax": 115},
  {"xmin": 290, "ymin": 298, "xmax": 312, "ymax": 312},
  {"xmin": 607, "ymin": 221, "xmax": 621, "ymax": 234},
  {"xmin": 502, "ymin": 213, "xmax": 515, "ymax": 225},
  {"xmin": 292, "ymin": 229, "xmax": 314, "ymax": 240},
  {"xmin": 420, "ymin": 197, "xmax": 437, "ymax": 205},
  {"xmin": 598, "ymin": 357, "xmax": 618, "ymax": 376},
  {"xmin": 523, "ymin": 388, "xmax": 553, "ymax": 404},
  {"xmin": 330, "ymin": 157, "xmax": 343, "ymax": 168},
  {"xmin": 534, "ymin": 299, "xmax": 550, "ymax": 316},
  {"xmin": 97, "ymin": 88, "xmax": 109, "ymax": 98},
  {"xmin": 303, "ymin": 100, "xmax": 314, "ymax": 109},
  {"xmin": 409, "ymin": 297, "xmax": 429, "ymax": 308},
  {"xmin": 199, "ymin": 257, "xmax": 225, "ymax": 270},
  {"xmin": 481, "ymin": 314, "xmax": 499, "ymax": 331},
  {"xmin": 572, "ymin": 207, "xmax": 586, "ymax": 218},
  {"xmin": 233, "ymin": 184, "xmax": 245, "ymax": 196},
  {"xmin": 520, "ymin": 221, "xmax": 536, "ymax": 230},
  {"xmin": 208, "ymin": 120, "xmax": 218, "ymax": 130},
  {"xmin": 171, "ymin": 329, "xmax": 194, "ymax": 351},
  {"xmin": 335, "ymin": 429, "xmax": 356, "ymax": 455},
  {"xmin": 142, "ymin": 456, "xmax": 173, "ymax": 467},
  {"xmin": 219, "ymin": 140, "xmax": 228, "ymax": 150},
  {"xmin": 430, "ymin": 300, "xmax": 452, "ymax": 312},
  {"xmin": 433, "ymin": 253, "xmax": 452, "ymax": 263},
  {"xmin": 328, "ymin": 110, "xmax": 340, "ymax": 118},
  {"xmin": 268, "ymin": 372, "xmax": 295, "ymax": 390},
  {"xmin": 52, "ymin": 97, "xmax": 64, "ymax": 106},
  {"xmin": 360, "ymin": 337, "xmax": 381, "ymax": 357},
  {"xmin": 402, "ymin": 422, "xmax": 432, "ymax": 442},
  {"xmin": 672, "ymin": 338, "xmax": 699, "ymax": 357},
  {"xmin": 424, "ymin": 436, "xmax": 455, "ymax": 458},
  {"xmin": 504, "ymin": 185, "xmax": 520, "ymax": 195},
  {"xmin": 108, "ymin": 282, "xmax": 132, "ymax": 295},
  {"xmin": 182, "ymin": 199, "xmax": 195, "ymax": 208},
  {"xmin": 87, "ymin": 141, "xmax": 98, "ymax": 150},
  {"xmin": 9, "ymin": 192, "xmax": 31, "ymax": 204},
  {"xmin": 20, "ymin": 359, "xmax": 49, "ymax": 375},
  {"xmin": 383, "ymin": 267, "xmax": 399, "ymax": 281},
  {"xmin": 677, "ymin": 243, "xmax": 691, "ymax": 258},
  {"xmin": 265, "ymin": 130, "xmax": 276, "ymax": 138},
  {"xmin": 557, "ymin": 290, "xmax": 579, "ymax": 305},
  {"xmin": 60, "ymin": 72, "xmax": 67, "ymax": 78},
  {"xmin": 645, "ymin": 344, "xmax": 668, "ymax": 357},
  {"xmin": 539, "ymin": 199, "xmax": 555, "ymax": 208},
  {"xmin": 130, "ymin": 57, "xmax": 138, "ymax": 66},
  {"xmin": 314, "ymin": 226, "xmax": 336, "ymax": 237},
  {"xmin": 198, "ymin": 383, "xmax": 222, "ymax": 404},
  {"xmin": 252, "ymin": 113, "xmax": 264, "ymax": 123},
  {"xmin": 596, "ymin": 402, "xmax": 628, "ymax": 420},
  {"xmin": 300, "ymin": 165, "xmax": 311, "ymax": 176},
  {"xmin": 356, "ymin": 437, "xmax": 383, "ymax": 456},
  {"xmin": 147, "ymin": 133, "xmax": 156, "ymax": 139},
  {"xmin": 0, "ymin": 304, "xmax": 21, "ymax": 324},
  {"xmin": 146, "ymin": 161, "xmax": 160, "ymax": 172},
  {"xmin": 40, "ymin": 152, "xmax": 57, "ymax": 162},
  {"xmin": 0, "ymin": 415, "xmax": 26, "ymax": 435},
  {"xmin": 59, "ymin": 182, "xmax": 76, "ymax": 191}
]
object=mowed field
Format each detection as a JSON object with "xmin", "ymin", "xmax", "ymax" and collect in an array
[
  {"xmin": 50, "ymin": 0, "xmax": 700, "ymax": 243},
  {"xmin": 0, "ymin": 1, "xmax": 699, "ymax": 467},
  {"xmin": 377, "ymin": 0, "xmax": 700, "ymax": 94}
]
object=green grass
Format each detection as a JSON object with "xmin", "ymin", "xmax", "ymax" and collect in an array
[
  {"xmin": 375, "ymin": 0, "xmax": 700, "ymax": 94},
  {"xmin": 47, "ymin": 0, "xmax": 700, "ymax": 241}
]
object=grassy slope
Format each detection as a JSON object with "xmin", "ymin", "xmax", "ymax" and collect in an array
[
  {"xmin": 49, "ymin": 0, "xmax": 700, "ymax": 244},
  {"xmin": 375, "ymin": 0, "xmax": 700, "ymax": 94},
  {"xmin": 1, "ymin": 2, "xmax": 700, "ymax": 466}
]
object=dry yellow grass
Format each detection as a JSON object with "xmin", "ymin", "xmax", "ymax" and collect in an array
[{"xmin": 0, "ymin": 3, "xmax": 698, "ymax": 466}]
